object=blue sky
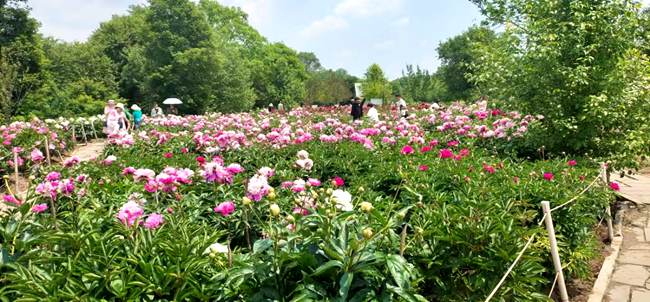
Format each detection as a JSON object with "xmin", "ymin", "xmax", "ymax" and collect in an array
[{"xmin": 28, "ymin": 0, "xmax": 483, "ymax": 79}]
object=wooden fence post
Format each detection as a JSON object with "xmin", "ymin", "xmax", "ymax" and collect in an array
[
  {"xmin": 44, "ymin": 136, "xmax": 51, "ymax": 166},
  {"xmin": 13, "ymin": 150, "xmax": 19, "ymax": 193},
  {"xmin": 599, "ymin": 166, "xmax": 615, "ymax": 241},
  {"xmin": 541, "ymin": 201, "xmax": 569, "ymax": 302}
]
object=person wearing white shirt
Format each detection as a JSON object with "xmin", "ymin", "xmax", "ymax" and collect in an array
[
  {"xmin": 366, "ymin": 103, "xmax": 379, "ymax": 122},
  {"xmin": 396, "ymin": 94, "xmax": 408, "ymax": 118}
]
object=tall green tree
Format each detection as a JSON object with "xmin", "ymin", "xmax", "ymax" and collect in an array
[
  {"xmin": 470, "ymin": 0, "xmax": 650, "ymax": 169},
  {"xmin": 305, "ymin": 69, "xmax": 353, "ymax": 105},
  {"xmin": 0, "ymin": 0, "xmax": 43, "ymax": 120},
  {"xmin": 19, "ymin": 39, "xmax": 117, "ymax": 117},
  {"xmin": 436, "ymin": 26, "xmax": 495, "ymax": 101},
  {"xmin": 298, "ymin": 52, "xmax": 323, "ymax": 73},
  {"xmin": 394, "ymin": 65, "xmax": 447, "ymax": 102},
  {"xmin": 251, "ymin": 43, "xmax": 307, "ymax": 108},
  {"xmin": 361, "ymin": 63, "xmax": 392, "ymax": 101}
]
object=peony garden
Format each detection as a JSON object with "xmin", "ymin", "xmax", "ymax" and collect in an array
[{"xmin": 0, "ymin": 102, "xmax": 620, "ymax": 301}]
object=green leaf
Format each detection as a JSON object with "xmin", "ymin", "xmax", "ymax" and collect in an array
[
  {"xmin": 312, "ymin": 260, "xmax": 342, "ymax": 276},
  {"xmin": 338, "ymin": 272, "xmax": 354, "ymax": 300},
  {"xmin": 253, "ymin": 239, "xmax": 273, "ymax": 254}
]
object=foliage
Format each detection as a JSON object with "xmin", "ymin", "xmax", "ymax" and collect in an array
[
  {"xmin": 437, "ymin": 26, "xmax": 495, "ymax": 101},
  {"xmin": 0, "ymin": 103, "xmax": 614, "ymax": 300},
  {"xmin": 298, "ymin": 51, "xmax": 323, "ymax": 73},
  {"xmin": 305, "ymin": 69, "xmax": 354, "ymax": 105},
  {"xmin": 0, "ymin": 0, "xmax": 43, "ymax": 121},
  {"xmin": 362, "ymin": 63, "xmax": 392, "ymax": 102},
  {"xmin": 469, "ymin": 0, "xmax": 650, "ymax": 169},
  {"xmin": 393, "ymin": 65, "xmax": 447, "ymax": 103}
]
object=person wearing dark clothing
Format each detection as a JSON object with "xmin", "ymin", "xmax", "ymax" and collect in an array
[{"xmin": 351, "ymin": 97, "xmax": 365, "ymax": 121}]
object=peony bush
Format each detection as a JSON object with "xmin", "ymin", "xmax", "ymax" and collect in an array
[{"xmin": 0, "ymin": 102, "xmax": 615, "ymax": 301}]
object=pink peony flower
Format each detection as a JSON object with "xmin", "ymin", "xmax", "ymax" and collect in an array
[
  {"xmin": 31, "ymin": 149, "xmax": 44, "ymax": 162},
  {"xmin": 31, "ymin": 203, "xmax": 48, "ymax": 213},
  {"xmin": 103, "ymin": 155, "xmax": 117, "ymax": 165},
  {"xmin": 483, "ymin": 164, "xmax": 496, "ymax": 174},
  {"xmin": 46, "ymin": 171, "xmax": 61, "ymax": 181},
  {"xmin": 3, "ymin": 194, "xmax": 21, "ymax": 206},
  {"xmin": 63, "ymin": 156, "xmax": 80, "ymax": 168},
  {"xmin": 333, "ymin": 176, "xmax": 345, "ymax": 187},
  {"xmin": 447, "ymin": 140, "xmax": 459, "ymax": 147},
  {"xmin": 196, "ymin": 156, "xmax": 206, "ymax": 165},
  {"xmin": 144, "ymin": 213, "xmax": 164, "ymax": 229},
  {"xmin": 418, "ymin": 165, "xmax": 429, "ymax": 171},
  {"xmin": 439, "ymin": 149, "xmax": 454, "ymax": 159},
  {"xmin": 543, "ymin": 172, "xmax": 554, "ymax": 181},
  {"xmin": 116, "ymin": 201, "xmax": 144, "ymax": 227},
  {"xmin": 513, "ymin": 176, "xmax": 520, "ymax": 184},
  {"xmin": 122, "ymin": 167, "xmax": 136, "ymax": 175},
  {"xmin": 567, "ymin": 160, "xmax": 577, "ymax": 167},
  {"xmin": 308, "ymin": 178, "xmax": 321, "ymax": 186},
  {"xmin": 163, "ymin": 152, "xmax": 173, "ymax": 159},
  {"xmin": 420, "ymin": 146, "xmax": 432, "ymax": 153},
  {"xmin": 180, "ymin": 147, "xmax": 189, "ymax": 154},
  {"xmin": 400, "ymin": 145, "xmax": 414, "ymax": 155},
  {"xmin": 226, "ymin": 163, "xmax": 245, "ymax": 174},
  {"xmin": 214, "ymin": 201, "xmax": 236, "ymax": 217},
  {"xmin": 609, "ymin": 182, "xmax": 620, "ymax": 191}
]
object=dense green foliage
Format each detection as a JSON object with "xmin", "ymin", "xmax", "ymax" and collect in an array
[
  {"xmin": 0, "ymin": 105, "xmax": 614, "ymax": 301},
  {"xmin": 437, "ymin": 26, "xmax": 495, "ymax": 101},
  {"xmin": 469, "ymin": 0, "xmax": 650, "ymax": 169},
  {"xmin": 362, "ymin": 64, "xmax": 392, "ymax": 102},
  {"xmin": 0, "ymin": 0, "xmax": 320, "ymax": 118},
  {"xmin": 393, "ymin": 65, "xmax": 447, "ymax": 103}
]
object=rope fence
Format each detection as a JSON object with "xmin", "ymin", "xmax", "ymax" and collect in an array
[{"xmin": 484, "ymin": 166, "xmax": 613, "ymax": 302}]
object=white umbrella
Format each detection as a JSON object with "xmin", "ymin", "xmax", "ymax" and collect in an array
[{"xmin": 163, "ymin": 98, "xmax": 182, "ymax": 105}]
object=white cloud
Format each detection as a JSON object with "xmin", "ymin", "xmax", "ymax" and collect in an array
[
  {"xmin": 301, "ymin": 15, "xmax": 349, "ymax": 38},
  {"xmin": 642, "ymin": 0, "xmax": 650, "ymax": 6},
  {"xmin": 334, "ymin": 0, "xmax": 404, "ymax": 17},
  {"xmin": 218, "ymin": 0, "xmax": 274, "ymax": 28},
  {"xmin": 391, "ymin": 16, "xmax": 410, "ymax": 27}
]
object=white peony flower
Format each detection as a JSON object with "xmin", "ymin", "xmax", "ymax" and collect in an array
[
  {"xmin": 296, "ymin": 150, "xmax": 310, "ymax": 160},
  {"xmin": 204, "ymin": 242, "xmax": 228, "ymax": 255},
  {"xmin": 331, "ymin": 189, "xmax": 353, "ymax": 212}
]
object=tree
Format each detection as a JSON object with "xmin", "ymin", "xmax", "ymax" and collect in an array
[
  {"xmin": 394, "ymin": 65, "xmax": 447, "ymax": 102},
  {"xmin": 89, "ymin": 6, "xmax": 148, "ymax": 100},
  {"xmin": 305, "ymin": 69, "xmax": 353, "ymax": 105},
  {"xmin": 251, "ymin": 43, "xmax": 307, "ymax": 108},
  {"xmin": 361, "ymin": 64, "xmax": 392, "ymax": 101},
  {"xmin": 437, "ymin": 26, "xmax": 495, "ymax": 101},
  {"xmin": 19, "ymin": 39, "xmax": 117, "ymax": 118},
  {"xmin": 0, "ymin": 0, "xmax": 44, "ymax": 120},
  {"xmin": 298, "ymin": 52, "xmax": 323, "ymax": 73},
  {"xmin": 470, "ymin": 0, "xmax": 650, "ymax": 169}
]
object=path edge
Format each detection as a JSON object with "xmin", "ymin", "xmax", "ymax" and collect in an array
[{"xmin": 587, "ymin": 207, "xmax": 625, "ymax": 302}]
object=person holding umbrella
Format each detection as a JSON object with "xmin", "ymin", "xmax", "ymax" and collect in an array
[{"xmin": 163, "ymin": 98, "xmax": 182, "ymax": 115}]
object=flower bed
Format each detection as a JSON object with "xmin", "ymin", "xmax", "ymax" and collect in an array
[{"xmin": 0, "ymin": 103, "xmax": 616, "ymax": 301}]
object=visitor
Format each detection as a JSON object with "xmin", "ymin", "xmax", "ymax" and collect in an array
[
  {"xmin": 151, "ymin": 104, "xmax": 163, "ymax": 118},
  {"xmin": 277, "ymin": 102, "xmax": 285, "ymax": 112},
  {"xmin": 104, "ymin": 100, "xmax": 120, "ymax": 135},
  {"xmin": 268, "ymin": 103, "xmax": 274, "ymax": 113},
  {"xmin": 131, "ymin": 104, "xmax": 143, "ymax": 129},
  {"xmin": 169, "ymin": 105, "xmax": 179, "ymax": 115},
  {"xmin": 115, "ymin": 103, "xmax": 131, "ymax": 132},
  {"xmin": 367, "ymin": 103, "xmax": 379, "ymax": 122},
  {"xmin": 396, "ymin": 94, "xmax": 408, "ymax": 118},
  {"xmin": 350, "ymin": 97, "xmax": 365, "ymax": 121},
  {"xmin": 124, "ymin": 105, "xmax": 134, "ymax": 130}
]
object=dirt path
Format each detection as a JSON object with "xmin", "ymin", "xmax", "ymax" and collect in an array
[{"xmin": 67, "ymin": 139, "xmax": 106, "ymax": 162}]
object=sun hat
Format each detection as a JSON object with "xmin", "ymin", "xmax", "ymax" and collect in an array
[
  {"xmin": 116, "ymin": 103, "xmax": 125, "ymax": 109},
  {"xmin": 131, "ymin": 105, "xmax": 141, "ymax": 111}
]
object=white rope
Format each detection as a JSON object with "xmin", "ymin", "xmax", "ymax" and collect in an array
[
  {"xmin": 548, "ymin": 273, "xmax": 559, "ymax": 297},
  {"xmin": 550, "ymin": 176, "xmax": 600, "ymax": 212}
]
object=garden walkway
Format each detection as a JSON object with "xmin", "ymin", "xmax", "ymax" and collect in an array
[
  {"xmin": 603, "ymin": 170, "xmax": 650, "ymax": 302},
  {"xmin": 67, "ymin": 139, "xmax": 106, "ymax": 162}
]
